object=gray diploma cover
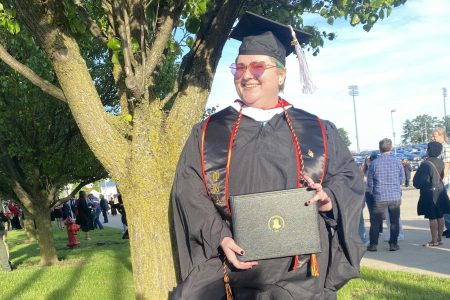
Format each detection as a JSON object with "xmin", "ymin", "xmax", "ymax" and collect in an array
[{"xmin": 230, "ymin": 188, "xmax": 322, "ymax": 262}]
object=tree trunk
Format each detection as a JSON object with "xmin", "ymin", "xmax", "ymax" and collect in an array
[
  {"xmin": 23, "ymin": 209, "xmax": 37, "ymax": 243},
  {"xmin": 34, "ymin": 206, "xmax": 58, "ymax": 266},
  {"xmin": 122, "ymin": 183, "xmax": 177, "ymax": 299},
  {"xmin": 120, "ymin": 104, "xmax": 178, "ymax": 299}
]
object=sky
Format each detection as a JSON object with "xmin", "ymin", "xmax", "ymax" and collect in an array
[{"xmin": 206, "ymin": 0, "xmax": 450, "ymax": 152}]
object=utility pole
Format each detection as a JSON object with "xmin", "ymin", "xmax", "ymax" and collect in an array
[
  {"xmin": 348, "ymin": 85, "xmax": 360, "ymax": 153},
  {"xmin": 391, "ymin": 109, "xmax": 396, "ymax": 156},
  {"xmin": 444, "ymin": 87, "xmax": 448, "ymax": 134}
]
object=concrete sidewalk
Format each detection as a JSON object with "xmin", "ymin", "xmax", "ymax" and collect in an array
[{"xmin": 360, "ymin": 188, "xmax": 450, "ymax": 278}]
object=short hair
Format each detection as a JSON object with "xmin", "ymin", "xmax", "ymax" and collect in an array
[
  {"xmin": 379, "ymin": 138, "xmax": 392, "ymax": 153},
  {"xmin": 432, "ymin": 127, "xmax": 448, "ymax": 143},
  {"xmin": 270, "ymin": 57, "xmax": 286, "ymax": 92}
]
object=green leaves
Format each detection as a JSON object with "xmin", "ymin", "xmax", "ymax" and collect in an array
[
  {"xmin": 0, "ymin": 2, "xmax": 20, "ymax": 34},
  {"xmin": 185, "ymin": 16, "xmax": 201, "ymax": 34},
  {"xmin": 351, "ymin": 14, "xmax": 361, "ymax": 26},
  {"xmin": 107, "ymin": 37, "xmax": 121, "ymax": 51},
  {"xmin": 120, "ymin": 114, "xmax": 133, "ymax": 123},
  {"xmin": 62, "ymin": 0, "xmax": 86, "ymax": 35}
]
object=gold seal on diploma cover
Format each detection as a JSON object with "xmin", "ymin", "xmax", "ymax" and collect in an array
[{"xmin": 268, "ymin": 216, "xmax": 285, "ymax": 232}]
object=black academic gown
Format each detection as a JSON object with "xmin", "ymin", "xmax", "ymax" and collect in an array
[{"xmin": 171, "ymin": 106, "xmax": 365, "ymax": 300}]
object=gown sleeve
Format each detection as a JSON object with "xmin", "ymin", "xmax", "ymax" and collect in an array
[
  {"xmin": 321, "ymin": 121, "xmax": 365, "ymax": 267},
  {"xmin": 171, "ymin": 124, "xmax": 232, "ymax": 280}
]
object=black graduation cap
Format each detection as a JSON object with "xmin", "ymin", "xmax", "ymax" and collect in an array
[{"xmin": 229, "ymin": 12, "xmax": 312, "ymax": 66}]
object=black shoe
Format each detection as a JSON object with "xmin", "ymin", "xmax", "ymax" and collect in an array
[
  {"xmin": 389, "ymin": 243, "xmax": 400, "ymax": 251},
  {"xmin": 367, "ymin": 244, "xmax": 377, "ymax": 251},
  {"xmin": 443, "ymin": 230, "xmax": 449, "ymax": 238}
]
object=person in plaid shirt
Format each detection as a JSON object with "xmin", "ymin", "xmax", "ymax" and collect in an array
[
  {"xmin": 431, "ymin": 128, "xmax": 450, "ymax": 238},
  {"xmin": 367, "ymin": 138, "xmax": 405, "ymax": 251}
]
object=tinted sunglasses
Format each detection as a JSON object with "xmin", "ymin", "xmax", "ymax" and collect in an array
[{"xmin": 230, "ymin": 61, "xmax": 277, "ymax": 79}]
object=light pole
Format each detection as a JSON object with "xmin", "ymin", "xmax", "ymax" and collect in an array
[
  {"xmin": 444, "ymin": 87, "xmax": 448, "ymax": 134},
  {"xmin": 348, "ymin": 85, "xmax": 360, "ymax": 153},
  {"xmin": 390, "ymin": 109, "xmax": 396, "ymax": 156}
]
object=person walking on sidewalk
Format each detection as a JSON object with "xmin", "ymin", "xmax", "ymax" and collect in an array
[
  {"xmin": 413, "ymin": 141, "xmax": 450, "ymax": 247},
  {"xmin": 402, "ymin": 159, "xmax": 412, "ymax": 187},
  {"xmin": 99, "ymin": 194, "xmax": 109, "ymax": 223},
  {"xmin": 431, "ymin": 128, "xmax": 450, "ymax": 238},
  {"xmin": 367, "ymin": 138, "xmax": 405, "ymax": 251}
]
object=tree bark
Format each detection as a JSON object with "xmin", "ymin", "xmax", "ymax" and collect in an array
[
  {"xmin": 121, "ymin": 103, "xmax": 178, "ymax": 298},
  {"xmin": 34, "ymin": 206, "xmax": 58, "ymax": 266},
  {"xmin": 23, "ymin": 209, "xmax": 37, "ymax": 243}
]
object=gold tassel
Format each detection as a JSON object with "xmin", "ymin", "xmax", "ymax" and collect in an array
[
  {"xmin": 310, "ymin": 253, "xmax": 320, "ymax": 277},
  {"xmin": 223, "ymin": 261, "xmax": 234, "ymax": 300}
]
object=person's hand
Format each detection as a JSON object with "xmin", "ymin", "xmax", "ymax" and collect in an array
[
  {"xmin": 303, "ymin": 175, "xmax": 333, "ymax": 212},
  {"xmin": 220, "ymin": 237, "xmax": 258, "ymax": 270}
]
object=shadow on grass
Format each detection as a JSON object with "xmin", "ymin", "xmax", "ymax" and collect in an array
[
  {"xmin": 345, "ymin": 270, "xmax": 450, "ymax": 300},
  {"xmin": 44, "ymin": 245, "xmax": 94, "ymax": 299},
  {"xmin": 3, "ymin": 267, "xmax": 45, "ymax": 299},
  {"xmin": 6, "ymin": 224, "xmax": 133, "ymax": 299}
]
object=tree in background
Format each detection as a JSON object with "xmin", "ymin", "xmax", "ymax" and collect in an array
[
  {"xmin": 401, "ymin": 114, "xmax": 441, "ymax": 144},
  {"xmin": 0, "ymin": 30, "xmax": 107, "ymax": 265},
  {"xmin": 338, "ymin": 127, "xmax": 351, "ymax": 147},
  {"xmin": 0, "ymin": 0, "xmax": 407, "ymax": 297}
]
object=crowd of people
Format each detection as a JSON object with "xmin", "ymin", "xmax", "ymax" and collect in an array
[
  {"xmin": 0, "ymin": 191, "xmax": 127, "ymax": 272},
  {"xmin": 358, "ymin": 128, "xmax": 450, "ymax": 253}
]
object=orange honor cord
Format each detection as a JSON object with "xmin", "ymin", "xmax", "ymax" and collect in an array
[
  {"xmin": 310, "ymin": 253, "xmax": 320, "ymax": 277},
  {"xmin": 223, "ymin": 261, "xmax": 234, "ymax": 300}
]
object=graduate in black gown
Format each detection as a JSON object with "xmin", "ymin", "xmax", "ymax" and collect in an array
[{"xmin": 171, "ymin": 12, "xmax": 365, "ymax": 300}]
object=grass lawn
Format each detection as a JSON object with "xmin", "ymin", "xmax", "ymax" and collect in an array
[
  {"xmin": 0, "ymin": 225, "xmax": 134, "ymax": 299},
  {"xmin": 1, "ymin": 225, "xmax": 450, "ymax": 300}
]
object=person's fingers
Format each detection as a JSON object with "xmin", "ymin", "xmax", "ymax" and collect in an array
[
  {"xmin": 228, "ymin": 239, "xmax": 245, "ymax": 256},
  {"xmin": 305, "ymin": 191, "xmax": 332, "ymax": 211},
  {"xmin": 220, "ymin": 237, "xmax": 258, "ymax": 270},
  {"xmin": 303, "ymin": 175, "xmax": 323, "ymax": 191},
  {"xmin": 223, "ymin": 247, "xmax": 258, "ymax": 269},
  {"xmin": 303, "ymin": 175, "xmax": 314, "ymax": 187}
]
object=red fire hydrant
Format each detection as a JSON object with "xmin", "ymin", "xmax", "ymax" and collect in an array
[{"xmin": 65, "ymin": 217, "xmax": 80, "ymax": 248}]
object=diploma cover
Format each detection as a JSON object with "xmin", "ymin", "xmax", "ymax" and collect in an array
[{"xmin": 230, "ymin": 188, "xmax": 322, "ymax": 262}]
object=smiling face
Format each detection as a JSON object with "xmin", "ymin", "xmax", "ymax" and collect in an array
[{"xmin": 233, "ymin": 55, "xmax": 286, "ymax": 109}]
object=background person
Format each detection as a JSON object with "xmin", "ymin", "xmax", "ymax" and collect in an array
[
  {"xmin": 402, "ymin": 159, "xmax": 412, "ymax": 187},
  {"xmin": 0, "ymin": 208, "xmax": 11, "ymax": 271},
  {"xmin": 413, "ymin": 141, "xmax": 450, "ymax": 246},
  {"xmin": 76, "ymin": 191, "xmax": 94, "ymax": 240},
  {"xmin": 367, "ymin": 138, "xmax": 405, "ymax": 252},
  {"xmin": 431, "ymin": 127, "xmax": 450, "ymax": 238},
  {"xmin": 99, "ymin": 194, "xmax": 109, "ymax": 223}
]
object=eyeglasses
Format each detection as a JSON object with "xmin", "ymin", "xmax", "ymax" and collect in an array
[{"xmin": 230, "ymin": 61, "xmax": 277, "ymax": 79}]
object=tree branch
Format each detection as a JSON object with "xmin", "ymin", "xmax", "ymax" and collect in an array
[
  {"xmin": 144, "ymin": 3, "xmax": 184, "ymax": 89},
  {"xmin": 15, "ymin": 0, "xmax": 131, "ymax": 183},
  {"xmin": 0, "ymin": 43, "xmax": 67, "ymax": 103},
  {"xmin": 72, "ymin": 0, "xmax": 109, "ymax": 45}
]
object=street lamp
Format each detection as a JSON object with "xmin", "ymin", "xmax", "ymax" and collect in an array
[
  {"xmin": 348, "ymin": 85, "xmax": 360, "ymax": 153},
  {"xmin": 390, "ymin": 109, "xmax": 396, "ymax": 156},
  {"xmin": 444, "ymin": 87, "xmax": 448, "ymax": 134}
]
